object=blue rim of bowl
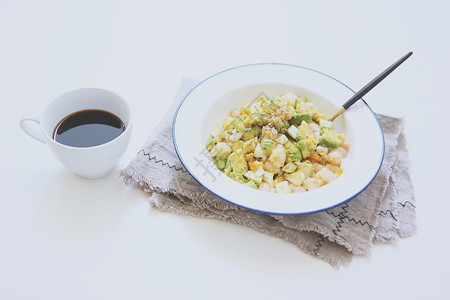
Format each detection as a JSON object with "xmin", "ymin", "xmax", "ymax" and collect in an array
[{"xmin": 172, "ymin": 63, "xmax": 385, "ymax": 215}]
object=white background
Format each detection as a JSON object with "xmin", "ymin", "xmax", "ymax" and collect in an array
[{"xmin": 1, "ymin": 0, "xmax": 449, "ymax": 299}]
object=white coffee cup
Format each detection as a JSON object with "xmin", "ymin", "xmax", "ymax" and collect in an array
[{"xmin": 20, "ymin": 88, "xmax": 132, "ymax": 179}]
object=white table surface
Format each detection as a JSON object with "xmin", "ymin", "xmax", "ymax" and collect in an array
[{"xmin": 1, "ymin": 0, "xmax": 449, "ymax": 299}]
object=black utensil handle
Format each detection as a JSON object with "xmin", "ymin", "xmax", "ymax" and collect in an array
[{"xmin": 342, "ymin": 51, "xmax": 413, "ymax": 110}]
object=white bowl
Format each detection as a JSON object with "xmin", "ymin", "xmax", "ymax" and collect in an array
[{"xmin": 173, "ymin": 63, "xmax": 384, "ymax": 215}]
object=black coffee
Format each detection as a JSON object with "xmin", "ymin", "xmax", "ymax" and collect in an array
[{"xmin": 53, "ymin": 109, "xmax": 125, "ymax": 147}]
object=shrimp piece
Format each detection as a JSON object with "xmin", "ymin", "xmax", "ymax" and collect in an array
[
  {"xmin": 259, "ymin": 182, "xmax": 272, "ymax": 192},
  {"xmin": 326, "ymin": 164, "xmax": 341, "ymax": 173},
  {"xmin": 296, "ymin": 102, "xmax": 313, "ymax": 115},
  {"xmin": 327, "ymin": 147, "xmax": 348, "ymax": 166},
  {"xmin": 289, "ymin": 182, "xmax": 306, "ymax": 193},
  {"xmin": 264, "ymin": 161, "xmax": 277, "ymax": 174},
  {"xmin": 308, "ymin": 123, "xmax": 320, "ymax": 140},
  {"xmin": 340, "ymin": 143, "xmax": 350, "ymax": 151},
  {"xmin": 264, "ymin": 144, "xmax": 286, "ymax": 174},
  {"xmin": 262, "ymin": 171, "xmax": 274, "ymax": 186},
  {"xmin": 303, "ymin": 178, "xmax": 324, "ymax": 191},
  {"xmin": 316, "ymin": 168, "xmax": 337, "ymax": 184},
  {"xmin": 261, "ymin": 126, "xmax": 278, "ymax": 140},
  {"xmin": 267, "ymin": 145, "xmax": 286, "ymax": 167},
  {"xmin": 276, "ymin": 106, "xmax": 294, "ymax": 120},
  {"xmin": 298, "ymin": 164, "xmax": 314, "ymax": 178},
  {"xmin": 281, "ymin": 92, "xmax": 298, "ymax": 106},
  {"xmin": 275, "ymin": 181, "xmax": 291, "ymax": 193},
  {"xmin": 340, "ymin": 138, "xmax": 350, "ymax": 151},
  {"xmin": 312, "ymin": 162, "xmax": 323, "ymax": 173}
]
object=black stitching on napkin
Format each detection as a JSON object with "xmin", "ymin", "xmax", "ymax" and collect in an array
[
  {"xmin": 311, "ymin": 203, "xmax": 375, "ymax": 256},
  {"xmin": 378, "ymin": 201, "xmax": 416, "ymax": 221},
  {"xmin": 312, "ymin": 236, "xmax": 325, "ymax": 256},
  {"xmin": 326, "ymin": 210, "xmax": 341, "ymax": 218},
  {"xmin": 310, "ymin": 204, "xmax": 349, "ymax": 255},
  {"xmin": 379, "ymin": 210, "xmax": 397, "ymax": 221},
  {"xmin": 398, "ymin": 201, "xmax": 416, "ymax": 208},
  {"xmin": 139, "ymin": 149, "xmax": 187, "ymax": 173},
  {"xmin": 340, "ymin": 203, "xmax": 349, "ymax": 214},
  {"xmin": 327, "ymin": 203, "xmax": 374, "ymax": 236},
  {"xmin": 326, "ymin": 203, "xmax": 349, "ymax": 237},
  {"xmin": 332, "ymin": 217, "xmax": 346, "ymax": 236},
  {"xmin": 341, "ymin": 216, "xmax": 374, "ymax": 230}
]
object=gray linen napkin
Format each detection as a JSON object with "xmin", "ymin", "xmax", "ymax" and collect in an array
[{"xmin": 120, "ymin": 78, "xmax": 416, "ymax": 267}]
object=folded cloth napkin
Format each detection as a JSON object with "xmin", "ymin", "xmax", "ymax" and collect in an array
[{"xmin": 120, "ymin": 78, "xmax": 416, "ymax": 267}]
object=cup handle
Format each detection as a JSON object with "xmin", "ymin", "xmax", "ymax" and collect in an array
[{"xmin": 20, "ymin": 114, "xmax": 46, "ymax": 144}]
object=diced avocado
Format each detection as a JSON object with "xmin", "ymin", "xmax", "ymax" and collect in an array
[
  {"xmin": 286, "ymin": 148, "xmax": 302, "ymax": 162},
  {"xmin": 296, "ymin": 121, "xmax": 310, "ymax": 141},
  {"xmin": 273, "ymin": 118, "xmax": 290, "ymax": 133},
  {"xmin": 312, "ymin": 111, "xmax": 327, "ymax": 121},
  {"xmin": 320, "ymin": 130, "xmax": 342, "ymax": 149},
  {"xmin": 261, "ymin": 139, "xmax": 275, "ymax": 155},
  {"xmin": 230, "ymin": 140, "xmax": 244, "ymax": 152},
  {"xmin": 229, "ymin": 172, "xmax": 247, "ymax": 184},
  {"xmin": 214, "ymin": 157, "xmax": 227, "ymax": 170},
  {"xmin": 228, "ymin": 150, "xmax": 248, "ymax": 175},
  {"xmin": 205, "ymin": 138, "xmax": 215, "ymax": 151},
  {"xmin": 284, "ymin": 140, "xmax": 297, "ymax": 150},
  {"xmin": 242, "ymin": 137, "xmax": 257, "ymax": 154},
  {"xmin": 268, "ymin": 98, "xmax": 281, "ymax": 110},
  {"xmin": 214, "ymin": 142, "xmax": 232, "ymax": 159},
  {"xmin": 226, "ymin": 129, "xmax": 242, "ymax": 141},
  {"xmin": 296, "ymin": 138, "xmax": 317, "ymax": 159},
  {"xmin": 251, "ymin": 125, "xmax": 262, "ymax": 137},
  {"xmin": 224, "ymin": 156, "xmax": 232, "ymax": 176},
  {"xmin": 296, "ymin": 140, "xmax": 310, "ymax": 159},
  {"xmin": 319, "ymin": 125, "xmax": 326, "ymax": 135},
  {"xmin": 231, "ymin": 119, "xmax": 245, "ymax": 131},
  {"xmin": 243, "ymin": 128, "xmax": 256, "ymax": 141},
  {"xmin": 289, "ymin": 113, "xmax": 312, "ymax": 125},
  {"xmin": 244, "ymin": 181, "xmax": 258, "ymax": 189},
  {"xmin": 254, "ymin": 112, "xmax": 270, "ymax": 126},
  {"xmin": 305, "ymin": 138, "xmax": 318, "ymax": 154}
]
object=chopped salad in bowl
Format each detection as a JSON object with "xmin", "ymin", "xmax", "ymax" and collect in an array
[
  {"xmin": 172, "ymin": 63, "xmax": 384, "ymax": 214},
  {"xmin": 206, "ymin": 92, "xmax": 349, "ymax": 194}
]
